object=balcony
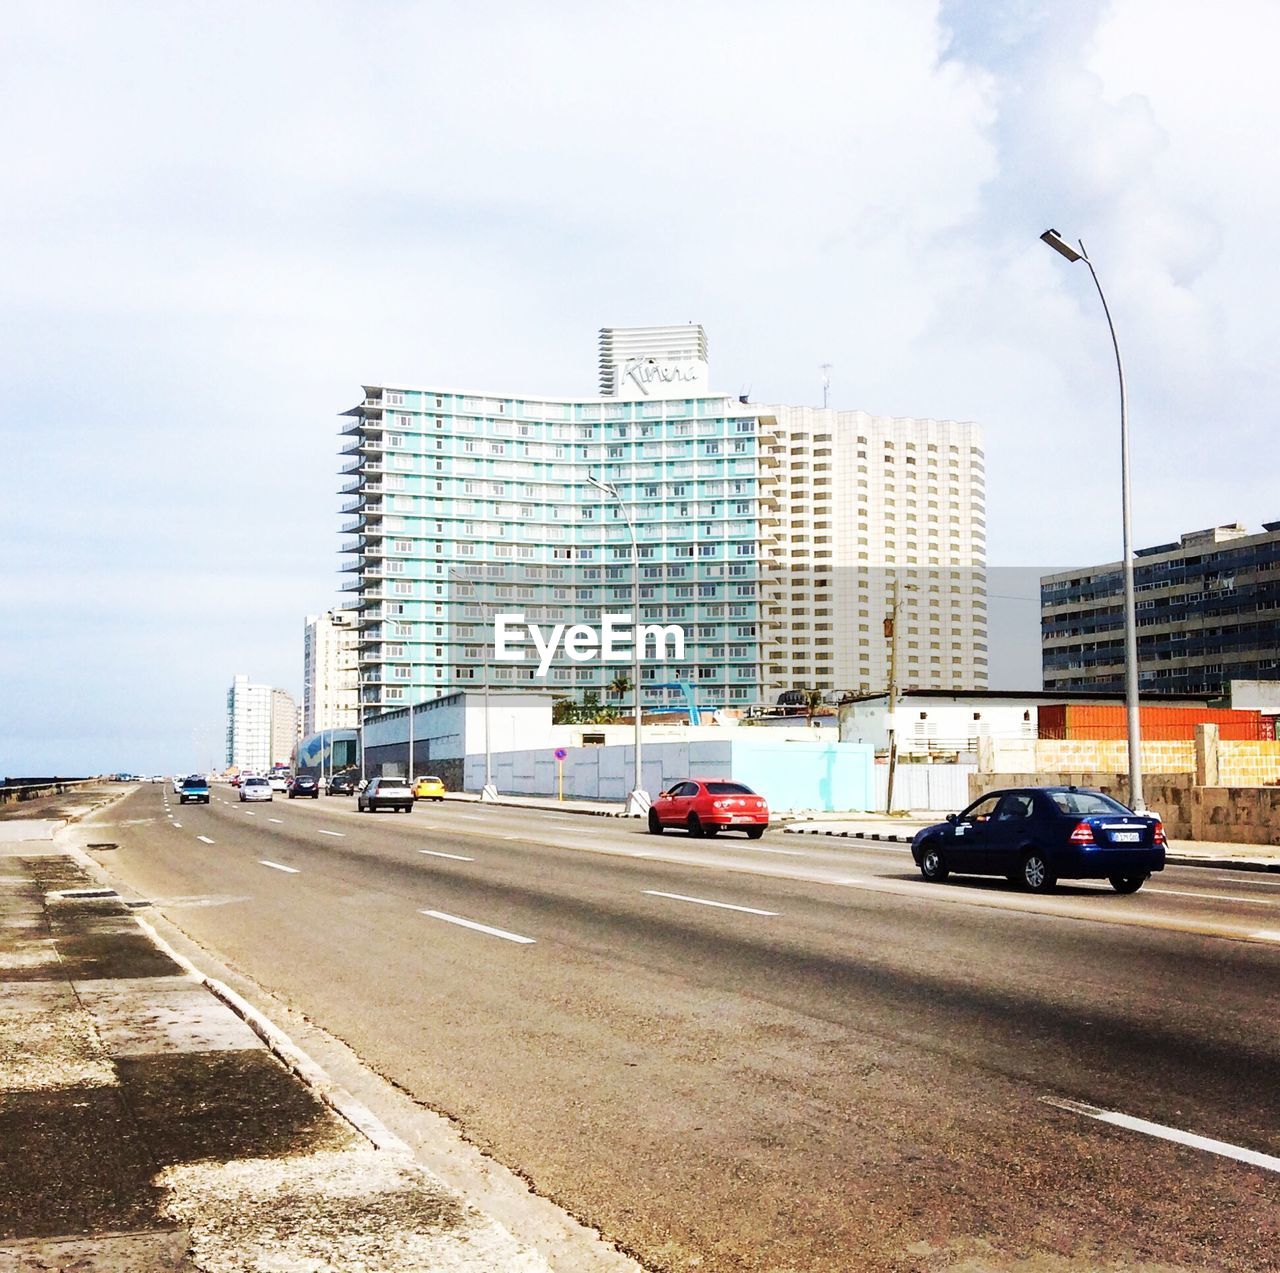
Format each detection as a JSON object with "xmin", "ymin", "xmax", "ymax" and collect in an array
[
  {"xmin": 341, "ymin": 460, "xmax": 362, "ymax": 475},
  {"xmin": 340, "ymin": 479, "xmax": 361, "ymax": 495},
  {"xmin": 341, "ymin": 518, "xmax": 361, "ymax": 534}
]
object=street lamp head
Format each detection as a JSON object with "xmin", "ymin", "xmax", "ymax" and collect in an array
[
  {"xmin": 1040, "ymin": 229, "xmax": 1085, "ymax": 263},
  {"xmin": 585, "ymin": 473, "xmax": 618, "ymax": 498}
]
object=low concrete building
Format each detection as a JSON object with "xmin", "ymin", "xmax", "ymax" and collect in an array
[{"xmin": 839, "ymin": 688, "xmax": 1218, "ymax": 757}]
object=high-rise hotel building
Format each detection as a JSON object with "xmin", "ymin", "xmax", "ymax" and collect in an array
[{"xmin": 339, "ymin": 327, "xmax": 987, "ymax": 713}]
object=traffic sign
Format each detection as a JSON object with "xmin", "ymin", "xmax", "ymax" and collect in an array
[{"xmin": 554, "ymin": 747, "xmax": 568, "ymax": 761}]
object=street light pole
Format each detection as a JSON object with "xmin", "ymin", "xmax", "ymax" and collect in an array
[
  {"xmin": 450, "ymin": 568, "xmax": 497, "ymax": 801},
  {"xmin": 588, "ymin": 474, "xmax": 649, "ymax": 816},
  {"xmin": 1041, "ymin": 229, "xmax": 1144, "ymax": 811}
]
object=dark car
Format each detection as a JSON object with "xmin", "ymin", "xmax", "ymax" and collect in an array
[
  {"xmin": 911, "ymin": 786, "xmax": 1167, "ymax": 894},
  {"xmin": 287, "ymin": 774, "xmax": 319, "ymax": 799},
  {"xmin": 357, "ymin": 776, "xmax": 414, "ymax": 814},
  {"xmin": 326, "ymin": 773, "xmax": 358, "ymax": 796},
  {"xmin": 648, "ymin": 779, "xmax": 770, "ymax": 838},
  {"xmin": 178, "ymin": 775, "xmax": 210, "ymax": 805}
]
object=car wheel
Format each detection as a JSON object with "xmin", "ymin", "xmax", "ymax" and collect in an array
[
  {"xmin": 1109, "ymin": 874, "xmax": 1146, "ymax": 894},
  {"xmin": 919, "ymin": 842, "xmax": 950, "ymax": 882},
  {"xmin": 703, "ymin": 824, "xmax": 720, "ymax": 837},
  {"xmin": 686, "ymin": 813, "xmax": 704, "ymax": 838},
  {"xmin": 1020, "ymin": 850, "xmax": 1056, "ymax": 893},
  {"xmin": 647, "ymin": 810, "xmax": 664, "ymax": 835}
]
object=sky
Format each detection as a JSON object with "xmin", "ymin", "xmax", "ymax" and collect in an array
[{"xmin": 3, "ymin": 0, "xmax": 1277, "ymax": 775}]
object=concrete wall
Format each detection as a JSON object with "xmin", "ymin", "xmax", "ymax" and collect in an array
[{"xmin": 464, "ymin": 738, "xmax": 876, "ymax": 813}]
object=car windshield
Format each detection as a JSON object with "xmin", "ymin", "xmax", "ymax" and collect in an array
[
  {"xmin": 705, "ymin": 782, "xmax": 755, "ymax": 795},
  {"xmin": 182, "ymin": 779, "xmax": 205, "ymax": 788},
  {"xmin": 1048, "ymin": 790, "xmax": 1132, "ymax": 816}
]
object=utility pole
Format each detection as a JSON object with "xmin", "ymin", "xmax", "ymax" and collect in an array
[
  {"xmin": 407, "ymin": 701, "xmax": 414, "ymax": 783},
  {"xmin": 884, "ymin": 577, "xmax": 901, "ymax": 815},
  {"xmin": 820, "ymin": 363, "xmax": 832, "ymax": 410}
]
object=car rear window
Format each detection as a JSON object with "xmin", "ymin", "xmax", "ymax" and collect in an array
[
  {"xmin": 245, "ymin": 778, "xmax": 268, "ymax": 787},
  {"xmin": 1048, "ymin": 791, "xmax": 1131, "ymax": 815},
  {"xmin": 705, "ymin": 782, "xmax": 755, "ymax": 795},
  {"xmin": 182, "ymin": 779, "xmax": 205, "ymax": 787}
]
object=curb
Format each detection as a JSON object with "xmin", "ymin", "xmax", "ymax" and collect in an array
[
  {"xmin": 132, "ymin": 913, "xmax": 414, "ymax": 1158},
  {"xmin": 783, "ymin": 827, "xmax": 915, "ymax": 843}
]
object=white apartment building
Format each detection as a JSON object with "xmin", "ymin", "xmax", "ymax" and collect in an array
[
  {"xmin": 225, "ymin": 676, "xmax": 300, "ymax": 771},
  {"xmin": 303, "ymin": 608, "xmax": 360, "ymax": 734},
  {"xmin": 754, "ymin": 406, "xmax": 987, "ymax": 699}
]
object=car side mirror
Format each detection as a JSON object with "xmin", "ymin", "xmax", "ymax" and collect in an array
[{"xmin": 946, "ymin": 813, "xmax": 957, "ymax": 823}]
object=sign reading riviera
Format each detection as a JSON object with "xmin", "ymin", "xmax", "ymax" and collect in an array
[
  {"xmin": 616, "ymin": 357, "xmax": 709, "ymax": 399},
  {"xmin": 494, "ymin": 613, "xmax": 686, "ymax": 677}
]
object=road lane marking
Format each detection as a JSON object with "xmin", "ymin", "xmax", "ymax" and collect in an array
[
  {"xmin": 419, "ymin": 910, "xmax": 534, "ymax": 943},
  {"xmin": 268, "ymin": 818, "xmax": 284, "ymax": 824},
  {"xmin": 1042, "ymin": 1096, "xmax": 1280, "ymax": 1174},
  {"xmin": 643, "ymin": 890, "xmax": 779, "ymax": 917},
  {"xmin": 452, "ymin": 813, "xmax": 484, "ymax": 820},
  {"xmin": 258, "ymin": 860, "xmax": 299, "ymax": 874},
  {"xmin": 196, "ymin": 836, "xmax": 215, "ymax": 845},
  {"xmin": 1145, "ymin": 886, "xmax": 1279, "ymax": 906},
  {"xmin": 317, "ymin": 830, "xmax": 345, "ymax": 838},
  {"xmin": 419, "ymin": 849, "xmax": 475, "ymax": 862},
  {"xmin": 734, "ymin": 844, "xmax": 807, "ymax": 857},
  {"xmin": 1251, "ymin": 930, "xmax": 1280, "ymax": 942},
  {"xmin": 172, "ymin": 823, "xmax": 182, "ymax": 828}
]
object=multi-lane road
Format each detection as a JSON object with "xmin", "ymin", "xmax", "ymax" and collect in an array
[{"xmin": 79, "ymin": 785, "xmax": 1279, "ymax": 1271}]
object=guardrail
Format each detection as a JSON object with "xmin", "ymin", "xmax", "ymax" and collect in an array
[{"xmin": 0, "ymin": 778, "xmax": 101, "ymax": 808}]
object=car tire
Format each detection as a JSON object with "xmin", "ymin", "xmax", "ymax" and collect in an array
[
  {"xmin": 1020, "ymin": 850, "xmax": 1056, "ymax": 893},
  {"xmin": 687, "ymin": 813, "xmax": 704, "ymax": 838},
  {"xmin": 703, "ymin": 825, "xmax": 720, "ymax": 837},
  {"xmin": 745, "ymin": 826, "xmax": 765, "ymax": 840},
  {"xmin": 919, "ymin": 842, "xmax": 950, "ymax": 882},
  {"xmin": 648, "ymin": 810, "xmax": 664, "ymax": 835},
  {"xmin": 1109, "ymin": 874, "xmax": 1146, "ymax": 894}
]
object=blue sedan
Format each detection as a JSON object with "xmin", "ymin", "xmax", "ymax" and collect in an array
[{"xmin": 911, "ymin": 786, "xmax": 1167, "ymax": 894}]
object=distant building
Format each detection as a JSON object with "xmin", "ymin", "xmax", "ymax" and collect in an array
[
  {"xmin": 270, "ymin": 688, "xmax": 299, "ymax": 768},
  {"xmin": 1042, "ymin": 522, "xmax": 1280, "ymax": 697},
  {"xmin": 225, "ymin": 675, "xmax": 299, "ymax": 771},
  {"xmin": 303, "ymin": 608, "xmax": 359, "ymax": 734}
]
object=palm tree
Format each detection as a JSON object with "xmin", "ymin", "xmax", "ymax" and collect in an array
[{"xmin": 609, "ymin": 673, "xmax": 633, "ymax": 702}]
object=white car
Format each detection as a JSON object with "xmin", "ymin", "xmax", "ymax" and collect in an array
[
  {"xmin": 240, "ymin": 777, "xmax": 273, "ymax": 802},
  {"xmin": 172, "ymin": 776, "xmax": 184, "ymax": 793},
  {"xmin": 268, "ymin": 774, "xmax": 290, "ymax": 794}
]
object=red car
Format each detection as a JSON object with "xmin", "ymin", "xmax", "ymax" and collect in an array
[{"xmin": 648, "ymin": 779, "xmax": 769, "ymax": 838}]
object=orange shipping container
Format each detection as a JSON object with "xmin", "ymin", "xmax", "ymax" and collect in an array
[{"xmin": 1037, "ymin": 704, "xmax": 1263, "ymax": 741}]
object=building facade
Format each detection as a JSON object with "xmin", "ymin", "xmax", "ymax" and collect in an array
[
  {"xmin": 1041, "ymin": 521, "xmax": 1280, "ymax": 697},
  {"xmin": 753, "ymin": 405, "xmax": 987, "ymax": 697},
  {"xmin": 303, "ymin": 608, "xmax": 360, "ymax": 734},
  {"xmin": 225, "ymin": 676, "xmax": 299, "ymax": 771},
  {"xmin": 339, "ymin": 327, "xmax": 987, "ymax": 714}
]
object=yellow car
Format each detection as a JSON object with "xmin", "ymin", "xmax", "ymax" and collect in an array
[{"xmin": 413, "ymin": 776, "xmax": 446, "ymax": 801}]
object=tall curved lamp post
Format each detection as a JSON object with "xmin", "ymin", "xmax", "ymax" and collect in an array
[
  {"xmin": 587, "ymin": 473, "xmax": 650, "ymax": 816},
  {"xmin": 1041, "ymin": 229, "xmax": 1144, "ymax": 811}
]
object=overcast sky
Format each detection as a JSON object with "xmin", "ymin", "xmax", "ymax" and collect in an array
[{"xmin": 3, "ymin": 0, "xmax": 1277, "ymax": 775}]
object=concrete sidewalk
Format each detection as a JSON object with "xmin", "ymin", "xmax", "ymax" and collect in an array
[{"xmin": 0, "ymin": 850, "xmax": 605, "ymax": 1272}]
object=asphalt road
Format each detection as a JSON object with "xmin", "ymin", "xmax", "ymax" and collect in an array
[{"xmin": 79, "ymin": 785, "xmax": 1280, "ymax": 1272}]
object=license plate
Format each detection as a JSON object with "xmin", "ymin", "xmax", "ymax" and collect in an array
[{"xmin": 1113, "ymin": 831, "xmax": 1141, "ymax": 843}]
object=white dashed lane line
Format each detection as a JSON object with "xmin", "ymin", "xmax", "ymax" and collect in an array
[
  {"xmin": 195, "ymin": 836, "xmax": 215, "ymax": 845},
  {"xmin": 317, "ymin": 830, "xmax": 345, "ymax": 838},
  {"xmin": 172, "ymin": 823, "xmax": 182, "ymax": 829},
  {"xmin": 268, "ymin": 818, "xmax": 284, "ymax": 824},
  {"xmin": 258, "ymin": 860, "xmax": 299, "ymax": 874},
  {"xmin": 418, "ymin": 849, "xmax": 475, "ymax": 861},
  {"xmin": 1042, "ymin": 1096, "xmax": 1280, "ymax": 1174},
  {"xmin": 1145, "ymin": 886, "xmax": 1280, "ymax": 906},
  {"xmin": 643, "ymin": 890, "xmax": 779, "ymax": 917},
  {"xmin": 419, "ymin": 910, "xmax": 534, "ymax": 944}
]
